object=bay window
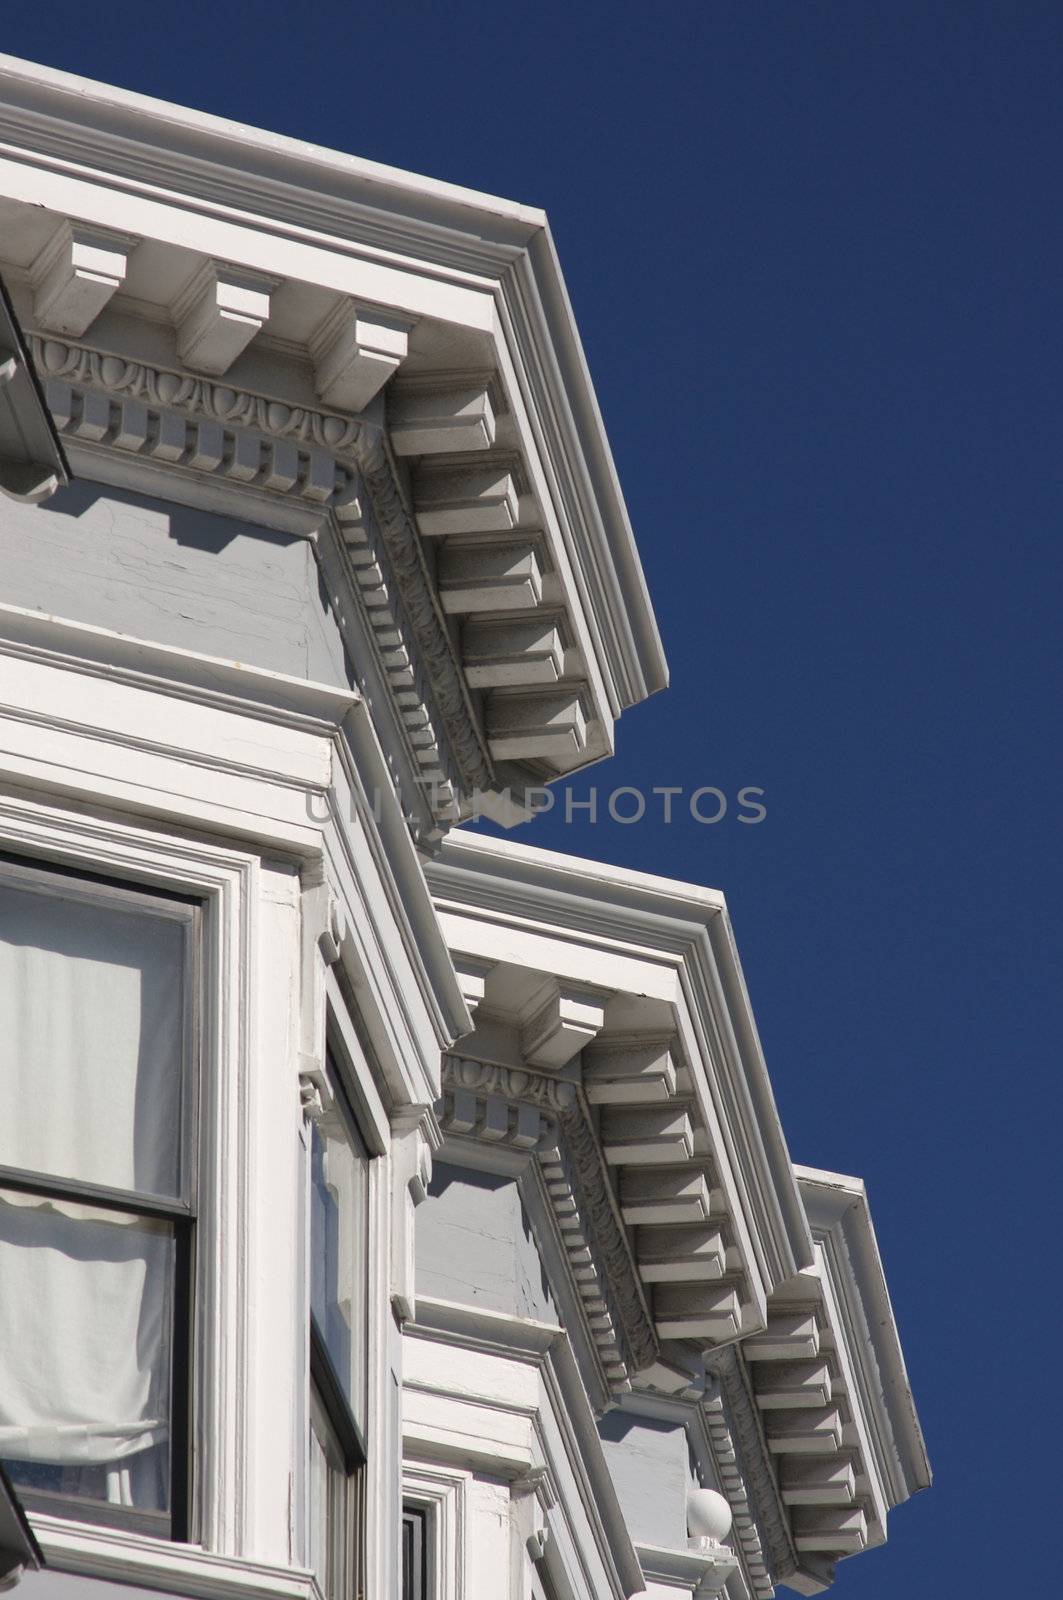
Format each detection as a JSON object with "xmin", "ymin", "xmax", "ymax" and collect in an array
[{"xmin": 0, "ymin": 854, "xmax": 198, "ymax": 1538}]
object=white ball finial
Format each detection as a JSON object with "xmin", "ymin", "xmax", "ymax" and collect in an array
[{"xmin": 687, "ymin": 1486, "xmax": 733, "ymax": 1543}]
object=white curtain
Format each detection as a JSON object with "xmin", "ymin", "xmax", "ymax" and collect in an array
[
  {"xmin": 0, "ymin": 878, "xmax": 185, "ymax": 1473},
  {"xmin": 0, "ymin": 1193, "xmax": 172, "ymax": 1464}
]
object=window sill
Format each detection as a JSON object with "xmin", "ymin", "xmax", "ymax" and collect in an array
[{"xmin": 30, "ymin": 1514, "xmax": 326, "ymax": 1600}]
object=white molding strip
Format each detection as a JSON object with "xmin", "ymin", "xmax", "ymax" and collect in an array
[{"xmin": 31, "ymin": 1515, "xmax": 325, "ymax": 1600}]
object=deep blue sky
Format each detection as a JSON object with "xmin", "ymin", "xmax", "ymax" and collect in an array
[{"xmin": 7, "ymin": 4, "xmax": 1060, "ymax": 1592}]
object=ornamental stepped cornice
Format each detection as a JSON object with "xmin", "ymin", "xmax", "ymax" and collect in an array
[
  {"xmin": 430, "ymin": 836, "xmax": 929, "ymax": 1595},
  {"xmin": 740, "ymin": 1168, "xmax": 931, "ymax": 1590},
  {"xmin": 434, "ymin": 1034, "xmax": 807, "ymax": 1593},
  {"xmin": 0, "ymin": 61, "xmax": 666, "ymax": 842},
  {"xmin": 429, "ymin": 835, "xmax": 816, "ymax": 1391}
]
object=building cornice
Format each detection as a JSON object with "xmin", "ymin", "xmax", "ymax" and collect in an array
[
  {"xmin": 0, "ymin": 51, "xmax": 666, "ymax": 705},
  {"xmin": 704, "ymin": 1345, "xmax": 798, "ymax": 1591},
  {"xmin": 794, "ymin": 1168, "xmax": 931, "ymax": 1506},
  {"xmin": 430, "ymin": 835, "xmax": 814, "ymax": 1319},
  {"xmin": 734, "ymin": 1169, "xmax": 931, "ymax": 1584},
  {"xmin": 0, "ymin": 54, "xmax": 549, "ymax": 255},
  {"xmin": 0, "ymin": 52, "xmax": 666, "ymax": 820}
]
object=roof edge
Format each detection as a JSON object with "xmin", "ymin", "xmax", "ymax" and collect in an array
[
  {"xmin": 796, "ymin": 1165, "xmax": 932, "ymax": 1501},
  {"xmin": 0, "ymin": 53, "xmax": 548, "ymax": 233}
]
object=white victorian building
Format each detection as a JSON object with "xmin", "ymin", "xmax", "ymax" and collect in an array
[{"xmin": 0, "ymin": 54, "xmax": 929, "ymax": 1600}]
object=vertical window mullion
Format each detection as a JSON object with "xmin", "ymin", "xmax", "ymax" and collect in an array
[{"xmin": 170, "ymin": 1218, "xmax": 194, "ymax": 1543}]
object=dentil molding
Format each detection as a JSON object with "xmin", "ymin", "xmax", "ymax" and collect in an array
[{"xmin": 705, "ymin": 1344, "xmax": 798, "ymax": 1597}]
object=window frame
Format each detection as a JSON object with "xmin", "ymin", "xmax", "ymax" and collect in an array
[
  {"xmin": 306, "ymin": 1041, "xmax": 372, "ymax": 1600},
  {"xmin": 308, "ymin": 1379, "xmax": 360, "ymax": 1600},
  {"xmin": 400, "ymin": 1466, "xmax": 467, "ymax": 1600},
  {"xmin": 401, "ymin": 1504, "xmax": 429, "ymax": 1600},
  {"xmin": 0, "ymin": 849, "xmax": 203, "ymax": 1541},
  {"xmin": 0, "ymin": 803, "xmax": 265, "ymax": 1584}
]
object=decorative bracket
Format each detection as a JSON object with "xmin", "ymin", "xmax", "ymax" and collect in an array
[
  {"xmin": 520, "ymin": 980, "xmax": 606, "ymax": 1071},
  {"xmin": 298, "ymin": 1054, "xmax": 334, "ymax": 1124},
  {"xmin": 311, "ymin": 299, "xmax": 412, "ymax": 412},
  {"xmin": 175, "ymin": 261, "xmax": 278, "ymax": 376},
  {"xmin": 32, "ymin": 222, "xmax": 138, "ymax": 337}
]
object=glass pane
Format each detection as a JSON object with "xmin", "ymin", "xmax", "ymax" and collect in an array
[
  {"xmin": 310, "ymin": 1111, "xmax": 367, "ymax": 1429},
  {"xmin": 0, "ymin": 1188, "xmax": 175, "ymax": 1517},
  {"xmin": 308, "ymin": 1403, "xmax": 331, "ymax": 1592},
  {"xmin": 0, "ymin": 875, "xmax": 188, "ymax": 1199},
  {"xmin": 309, "ymin": 1385, "xmax": 352, "ymax": 1600}
]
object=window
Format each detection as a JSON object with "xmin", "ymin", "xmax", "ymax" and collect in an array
[
  {"xmin": 0, "ymin": 854, "xmax": 198, "ymax": 1539},
  {"xmin": 401, "ymin": 1504, "xmax": 429, "ymax": 1600},
  {"xmin": 308, "ymin": 1053, "xmax": 368, "ymax": 1600}
]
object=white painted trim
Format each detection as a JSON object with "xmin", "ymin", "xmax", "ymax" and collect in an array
[
  {"xmin": 0, "ymin": 604, "xmax": 468, "ymax": 1107},
  {"xmin": 0, "ymin": 600, "xmax": 358, "ymax": 729},
  {"xmin": 401, "ymin": 1463, "xmax": 469, "ymax": 1600},
  {"xmin": 29, "ymin": 1516, "xmax": 325, "ymax": 1600},
  {"xmin": 635, "ymin": 1540, "xmax": 738, "ymax": 1598},
  {"xmin": 404, "ymin": 1297, "xmax": 645, "ymax": 1598},
  {"xmin": 794, "ymin": 1168, "xmax": 931, "ymax": 1507},
  {"xmin": 0, "ymin": 794, "xmax": 267, "ymax": 1566},
  {"xmin": 0, "ymin": 54, "xmax": 545, "ymax": 231},
  {"xmin": 361, "ymin": 1115, "xmax": 393, "ymax": 1597},
  {"xmin": 324, "ymin": 969, "xmax": 391, "ymax": 1155}
]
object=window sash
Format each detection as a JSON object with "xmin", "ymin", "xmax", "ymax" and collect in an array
[
  {"xmin": 310, "ymin": 1056, "xmax": 369, "ymax": 1439},
  {"xmin": 309, "ymin": 1381, "xmax": 364, "ymax": 1600},
  {"xmin": 308, "ymin": 1042, "xmax": 372, "ymax": 1600},
  {"xmin": 310, "ymin": 1322, "xmax": 366, "ymax": 1474},
  {"xmin": 0, "ymin": 1200, "xmax": 193, "ymax": 1540},
  {"xmin": 0, "ymin": 853, "xmax": 200, "ymax": 1540},
  {"xmin": 0, "ymin": 1165, "xmax": 192, "ymax": 1222},
  {"xmin": 0, "ymin": 852, "xmax": 200, "ymax": 1206}
]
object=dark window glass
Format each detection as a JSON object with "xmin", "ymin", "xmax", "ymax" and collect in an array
[{"xmin": 402, "ymin": 1505, "xmax": 429, "ymax": 1600}]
